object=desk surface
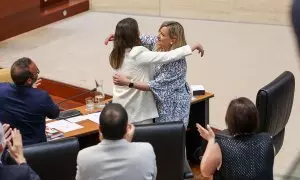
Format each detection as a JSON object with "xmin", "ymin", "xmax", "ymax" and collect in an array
[{"xmin": 48, "ymin": 92, "xmax": 214, "ymax": 138}]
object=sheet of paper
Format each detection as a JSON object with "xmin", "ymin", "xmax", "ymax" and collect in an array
[
  {"xmin": 66, "ymin": 112, "xmax": 101, "ymax": 124},
  {"xmin": 190, "ymin": 85, "xmax": 205, "ymax": 91},
  {"xmin": 86, "ymin": 112, "xmax": 101, "ymax": 124},
  {"xmin": 46, "ymin": 120, "xmax": 83, "ymax": 133},
  {"xmin": 66, "ymin": 116, "xmax": 89, "ymax": 123}
]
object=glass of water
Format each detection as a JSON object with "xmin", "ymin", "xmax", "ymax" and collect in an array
[
  {"xmin": 94, "ymin": 80, "xmax": 105, "ymax": 109},
  {"xmin": 85, "ymin": 97, "xmax": 94, "ymax": 112}
]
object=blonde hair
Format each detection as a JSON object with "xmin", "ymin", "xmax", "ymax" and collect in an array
[{"xmin": 155, "ymin": 21, "xmax": 187, "ymax": 51}]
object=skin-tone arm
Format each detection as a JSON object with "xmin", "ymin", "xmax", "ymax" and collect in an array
[
  {"xmin": 196, "ymin": 123, "xmax": 222, "ymax": 177},
  {"xmin": 7, "ymin": 128, "xmax": 27, "ymax": 164},
  {"xmin": 113, "ymin": 74, "xmax": 150, "ymax": 91}
]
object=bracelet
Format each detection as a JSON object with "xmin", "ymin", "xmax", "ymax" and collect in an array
[{"xmin": 128, "ymin": 79, "xmax": 134, "ymax": 88}]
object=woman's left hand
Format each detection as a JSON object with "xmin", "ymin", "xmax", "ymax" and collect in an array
[
  {"xmin": 196, "ymin": 123, "xmax": 215, "ymax": 141},
  {"xmin": 113, "ymin": 73, "xmax": 130, "ymax": 86}
]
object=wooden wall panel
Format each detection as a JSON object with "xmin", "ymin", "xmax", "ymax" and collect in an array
[
  {"xmin": 0, "ymin": 8, "xmax": 40, "ymax": 41},
  {"xmin": 0, "ymin": 0, "xmax": 40, "ymax": 18},
  {"xmin": 90, "ymin": 0, "xmax": 160, "ymax": 16},
  {"xmin": 40, "ymin": 0, "xmax": 68, "ymax": 9},
  {"xmin": 0, "ymin": 0, "xmax": 89, "ymax": 41}
]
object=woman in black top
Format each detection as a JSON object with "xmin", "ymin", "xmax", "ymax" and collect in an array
[{"xmin": 196, "ymin": 97, "xmax": 274, "ymax": 180}]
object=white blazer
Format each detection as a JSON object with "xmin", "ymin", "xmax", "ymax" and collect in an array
[{"xmin": 113, "ymin": 45, "xmax": 192, "ymax": 123}]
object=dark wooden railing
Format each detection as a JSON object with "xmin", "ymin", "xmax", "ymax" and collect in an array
[{"xmin": 0, "ymin": 0, "xmax": 89, "ymax": 41}]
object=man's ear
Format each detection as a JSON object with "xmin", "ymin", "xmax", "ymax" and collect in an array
[{"xmin": 123, "ymin": 124, "xmax": 130, "ymax": 139}]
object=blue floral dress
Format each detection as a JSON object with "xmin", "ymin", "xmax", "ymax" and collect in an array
[{"xmin": 141, "ymin": 35, "xmax": 191, "ymax": 127}]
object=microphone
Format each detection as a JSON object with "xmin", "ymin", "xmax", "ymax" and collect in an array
[{"xmin": 57, "ymin": 80, "xmax": 99, "ymax": 105}]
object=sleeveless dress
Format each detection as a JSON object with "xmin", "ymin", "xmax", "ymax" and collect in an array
[{"xmin": 214, "ymin": 133, "xmax": 274, "ymax": 180}]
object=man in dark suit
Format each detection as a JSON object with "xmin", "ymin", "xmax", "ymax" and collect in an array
[
  {"xmin": 0, "ymin": 57, "xmax": 60, "ymax": 145},
  {"xmin": 0, "ymin": 123, "xmax": 40, "ymax": 180}
]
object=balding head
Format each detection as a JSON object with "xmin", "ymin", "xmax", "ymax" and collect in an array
[
  {"xmin": 99, "ymin": 103, "xmax": 128, "ymax": 140},
  {"xmin": 11, "ymin": 57, "xmax": 39, "ymax": 86}
]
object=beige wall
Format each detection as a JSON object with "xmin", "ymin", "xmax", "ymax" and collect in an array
[
  {"xmin": 90, "ymin": 0, "xmax": 159, "ymax": 16},
  {"xmin": 91, "ymin": 0, "xmax": 291, "ymax": 25}
]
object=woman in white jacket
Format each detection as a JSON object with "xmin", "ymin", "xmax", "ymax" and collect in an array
[{"xmin": 110, "ymin": 17, "xmax": 203, "ymax": 124}]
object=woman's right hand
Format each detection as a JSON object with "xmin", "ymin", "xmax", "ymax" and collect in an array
[
  {"xmin": 191, "ymin": 44, "xmax": 204, "ymax": 57},
  {"xmin": 196, "ymin": 123, "xmax": 215, "ymax": 141},
  {"xmin": 104, "ymin": 34, "xmax": 115, "ymax": 45}
]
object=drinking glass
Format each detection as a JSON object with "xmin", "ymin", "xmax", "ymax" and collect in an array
[
  {"xmin": 85, "ymin": 97, "xmax": 94, "ymax": 112},
  {"xmin": 94, "ymin": 80, "xmax": 105, "ymax": 109}
]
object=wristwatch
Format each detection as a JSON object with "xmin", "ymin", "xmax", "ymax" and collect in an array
[{"xmin": 128, "ymin": 79, "xmax": 134, "ymax": 88}]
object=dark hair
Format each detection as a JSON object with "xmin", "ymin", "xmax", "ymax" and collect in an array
[
  {"xmin": 99, "ymin": 103, "xmax": 128, "ymax": 140},
  {"xmin": 109, "ymin": 18, "xmax": 141, "ymax": 69},
  {"xmin": 10, "ymin": 57, "xmax": 34, "ymax": 85},
  {"xmin": 225, "ymin": 97, "xmax": 259, "ymax": 135}
]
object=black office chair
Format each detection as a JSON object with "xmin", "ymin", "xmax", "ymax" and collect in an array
[
  {"xmin": 256, "ymin": 71, "xmax": 295, "ymax": 154},
  {"xmin": 4, "ymin": 137, "xmax": 80, "ymax": 180},
  {"xmin": 133, "ymin": 122, "xmax": 193, "ymax": 180}
]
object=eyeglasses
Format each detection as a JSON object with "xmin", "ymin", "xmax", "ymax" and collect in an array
[{"xmin": 32, "ymin": 68, "xmax": 40, "ymax": 76}]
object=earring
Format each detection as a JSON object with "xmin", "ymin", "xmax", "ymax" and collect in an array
[{"xmin": 170, "ymin": 42, "xmax": 173, "ymax": 45}]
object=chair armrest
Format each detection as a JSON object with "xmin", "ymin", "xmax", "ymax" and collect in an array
[{"xmin": 183, "ymin": 158, "xmax": 194, "ymax": 179}]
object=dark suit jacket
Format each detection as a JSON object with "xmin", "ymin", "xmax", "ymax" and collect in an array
[
  {"xmin": 0, "ymin": 83, "xmax": 60, "ymax": 145},
  {"xmin": 0, "ymin": 163, "xmax": 40, "ymax": 180}
]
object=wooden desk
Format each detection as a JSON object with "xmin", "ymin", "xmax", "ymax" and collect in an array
[
  {"xmin": 39, "ymin": 78, "xmax": 112, "ymax": 110},
  {"xmin": 42, "ymin": 78, "xmax": 214, "ymax": 157},
  {"xmin": 48, "ymin": 92, "xmax": 214, "ymax": 152}
]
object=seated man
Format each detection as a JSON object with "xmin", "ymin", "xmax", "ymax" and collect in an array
[
  {"xmin": 0, "ymin": 57, "xmax": 60, "ymax": 145},
  {"xmin": 0, "ymin": 123, "xmax": 40, "ymax": 180},
  {"xmin": 76, "ymin": 103, "xmax": 157, "ymax": 180}
]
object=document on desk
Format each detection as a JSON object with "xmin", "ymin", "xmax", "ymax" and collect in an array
[
  {"xmin": 46, "ymin": 120, "xmax": 83, "ymax": 133},
  {"xmin": 66, "ymin": 112, "xmax": 101, "ymax": 124},
  {"xmin": 86, "ymin": 112, "xmax": 101, "ymax": 124}
]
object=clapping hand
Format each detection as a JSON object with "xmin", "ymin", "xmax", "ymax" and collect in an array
[
  {"xmin": 3, "ymin": 124, "xmax": 12, "ymax": 144},
  {"xmin": 196, "ymin": 123, "xmax": 215, "ymax": 142},
  {"xmin": 7, "ymin": 129, "xmax": 26, "ymax": 164},
  {"xmin": 32, "ymin": 78, "xmax": 42, "ymax": 88}
]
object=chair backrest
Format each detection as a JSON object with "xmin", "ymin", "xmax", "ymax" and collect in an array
[
  {"xmin": 256, "ymin": 71, "xmax": 295, "ymax": 154},
  {"xmin": 0, "ymin": 68, "xmax": 12, "ymax": 83},
  {"xmin": 5, "ymin": 137, "xmax": 80, "ymax": 180},
  {"xmin": 133, "ymin": 122, "xmax": 185, "ymax": 180}
]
